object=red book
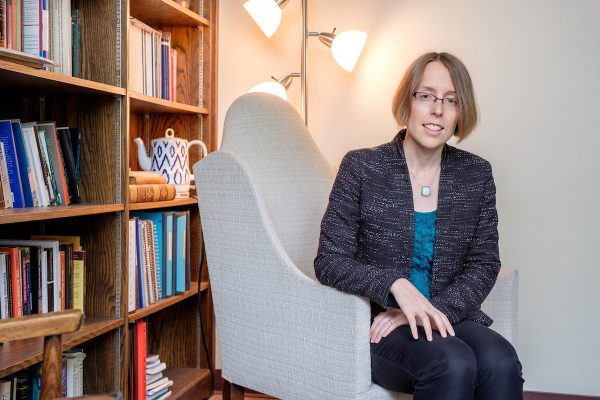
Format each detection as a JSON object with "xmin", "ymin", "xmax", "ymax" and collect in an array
[
  {"xmin": 134, "ymin": 320, "xmax": 147, "ymax": 400},
  {"xmin": 0, "ymin": 247, "xmax": 22, "ymax": 317}
]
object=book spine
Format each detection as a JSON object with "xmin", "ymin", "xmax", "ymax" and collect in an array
[
  {"xmin": 134, "ymin": 320, "xmax": 147, "ymax": 400},
  {"xmin": 0, "ymin": 121, "xmax": 25, "ymax": 208},
  {"xmin": 71, "ymin": 9, "xmax": 79, "ymax": 77},
  {"xmin": 57, "ymin": 127, "xmax": 80, "ymax": 203},
  {"xmin": 128, "ymin": 184, "xmax": 176, "ymax": 203},
  {"xmin": 128, "ymin": 219, "xmax": 137, "ymax": 312},
  {"xmin": 0, "ymin": 142, "xmax": 14, "ymax": 208},
  {"xmin": 40, "ymin": 0, "xmax": 47, "ymax": 58},
  {"xmin": 36, "ymin": 127, "xmax": 58, "ymax": 205},
  {"xmin": 72, "ymin": 250, "xmax": 84, "ymax": 313},
  {"xmin": 0, "ymin": 0, "xmax": 6, "ymax": 48},
  {"xmin": 22, "ymin": 0, "xmax": 40, "ymax": 56},
  {"xmin": 11, "ymin": 121, "xmax": 36, "ymax": 207}
]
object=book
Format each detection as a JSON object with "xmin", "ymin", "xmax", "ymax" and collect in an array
[
  {"xmin": 173, "ymin": 212, "xmax": 187, "ymax": 294},
  {"xmin": 35, "ymin": 123, "xmax": 59, "ymax": 205},
  {"xmin": 71, "ymin": 9, "xmax": 80, "ymax": 77},
  {"xmin": 0, "ymin": 379, "xmax": 11, "ymax": 400},
  {"xmin": 0, "ymin": 252, "xmax": 10, "ymax": 319},
  {"xmin": 22, "ymin": 0, "xmax": 41, "ymax": 57},
  {"xmin": 0, "ymin": 120, "xmax": 25, "ymax": 208},
  {"xmin": 56, "ymin": 127, "xmax": 80, "ymax": 203},
  {"xmin": 163, "ymin": 212, "xmax": 174, "ymax": 297},
  {"xmin": 133, "ymin": 212, "xmax": 165, "ymax": 299},
  {"xmin": 129, "ymin": 170, "xmax": 167, "ymax": 185},
  {"xmin": 147, "ymin": 379, "xmax": 172, "ymax": 395},
  {"xmin": 21, "ymin": 122, "xmax": 50, "ymax": 207},
  {"xmin": 134, "ymin": 320, "xmax": 147, "ymax": 400},
  {"xmin": 0, "ymin": 141, "xmax": 13, "ymax": 208},
  {"xmin": 0, "ymin": 0, "xmax": 6, "ymax": 48},
  {"xmin": 0, "ymin": 247, "xmax": 22, "ymax": 317},
  {"xmin": 128, "ymin": 219, "xmax": 137, "ymax": 312},
  {"xmin": 11, "ymin": 121, "xmax": 37, "ymax": 207},
  {"xmin": 37, "ymin": 122, "xmax": 70, "ymax": 205},
  {"xmin": 129, "ymin": 184, "xmax": 176, "ymax": 203},
  {"xmin": 72, "ymin": 250, "xmax": 85, "ymax": 313},
  {"xmin": 63, "ymin": 349, "xmax": 85, "ymax": 397},
  {"xmin": 145, "ymin": 362, "xmax": 166, "ymax": 375},
  {"xmin": 49, "ymin": 0, "xmax": 71, "ymax": 75}
]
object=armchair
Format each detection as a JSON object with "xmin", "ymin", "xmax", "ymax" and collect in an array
[{"xmin": 194, "ymin": 93, "xmax": 518, "ymax": 400}]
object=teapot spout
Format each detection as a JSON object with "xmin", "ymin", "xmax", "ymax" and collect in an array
[{"xmin": 134, "ymin": 138, "xmax": 152, "ymax": 171}]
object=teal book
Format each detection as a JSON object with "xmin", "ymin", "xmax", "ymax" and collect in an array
[
  {"xmin": 163, "ymin": 211, "xmax": 174, "ymax": 298},
  {"xmin": 173, "ymin": 211, "xmax": 187, "ymax": 294},
  {"xmin": 132, "ymin": 212, "xmax": 164, "ymax": 299}
]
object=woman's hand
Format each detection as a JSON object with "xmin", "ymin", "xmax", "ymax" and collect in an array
[
  {"xmin": 390, "ymin": 278, "xmax": 455, "ymax": 341},
  {"xmin": 370, "ymin": 308, "xmax": 408, "ymax": 343}
]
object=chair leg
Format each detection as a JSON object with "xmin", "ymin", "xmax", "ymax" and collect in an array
[{"xmin": 223, "ymin": 379, "xmax": 244, "ymax": 400}]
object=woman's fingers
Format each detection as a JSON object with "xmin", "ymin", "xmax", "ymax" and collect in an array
[
  {"xmin": 441, "ymin": 312, "xmax": 455, "ymax": 336},
  {"xmin": 430, "ymin": 310, "xmax": 447, "ymax": 338},
  {"xmin": 406, "ymin": 313, "xmax": 419, "ymax": 340},
  {"xmin": 418, "ymin": 312, "xmax": 433, "ymax": 341}
]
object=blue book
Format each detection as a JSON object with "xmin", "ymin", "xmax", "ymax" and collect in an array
[
  {"xmin": 11, "ymin": 121, "xmax": 36, "ymax": 207},
  {"xmin": 132, "ymin": 212, "xmax": 164, "ymax": 299},
  {"xmin": 163, "ymin": 212, "xmax": 174, "ymax": 297},
  {"xmin": 173, "ymin": 211, "xmax": 187, "ymax": 294},
  {"xmin": 0, "ymin": 120, "xmax": 25, "ymax": 208}
]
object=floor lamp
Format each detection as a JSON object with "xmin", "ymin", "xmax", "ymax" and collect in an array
[{"xmin": 244, "ymin": 0, "xmax": 367, "ymax": 125}]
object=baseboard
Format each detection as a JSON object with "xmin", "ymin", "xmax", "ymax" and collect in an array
[
  {"xmin": 524, "ymin": 392, "xmax": 600, "ymax": 400},
  {"xmin": 214, "ymin": 370, "xmax": 599, "ymax": 400}
]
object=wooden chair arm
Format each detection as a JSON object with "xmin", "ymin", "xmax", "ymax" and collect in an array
[{"xmin": 0, "ymin": 310, "xmax": 83, "ymax": 342}]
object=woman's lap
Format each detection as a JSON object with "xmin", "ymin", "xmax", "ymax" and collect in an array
[{"xmin": 370, "ymin": 320, "xmax": 524, "ymax": 400}]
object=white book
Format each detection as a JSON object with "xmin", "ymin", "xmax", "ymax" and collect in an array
[
  {"xmin": 146, "ymin": 371, "xmax": 163, "ymax": 385},
  {"xmin": 64, "ymin": 350, "xmax": 86, "ymax": 397},
  {"xmin": 147, "ymin": 379, "xmax": 172, "ymax": 395},
  {"xmin": 0, "ymin": 254, "xmax": 8, "ymax": 319},
  {"xmin": 22, "ymin": 0, "xmax": 41, "ymax": 56},
  {"xmin": 21, "ymin": 122, "xmax": 49, "ymax": 207},
  {"xmin": 0, "ymin": 240, "xmax": 61, "ymax": 312},
  {"xmin": 146, "ymin": 362, "xmax": 166, "ymax": 375},
  {"xmin": 0, "ymin": 380, "xmax": 11, "ymax": 400},
  {"xmin": 146, "ymin": 376, "xmax": 167, "ymax": 391},
  {"xmin": 128, "ymin": 219, "xmax": 137, "ymax": 312},
  {"xmin": 153, "ymin": 390, "xmax": 172, "ymax": 400},
  {"xmin": 49, "ymin": 0, "xmax": 71, "ymax": 75},
  {"xmin": 40, "ymin": 250, "xmax": 48, "ymax": 313},
  {"xmin": 146, "ymin": 354, "xmax": 159, "ymax": 363}
]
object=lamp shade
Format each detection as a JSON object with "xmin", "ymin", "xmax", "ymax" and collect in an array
[
  {"xmin": 248, "ymin": 81, "xmax": 288, "ymax": 100},
  {"xmin": 243, "ymin": 0, "xmax": 282, "ymax": 38},
  {"xmin": 331, "ymin": 30, "xmax": 368, "ymax": 72}
]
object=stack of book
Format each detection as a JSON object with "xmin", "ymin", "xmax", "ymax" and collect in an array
[
  {"xmin": 0, "ymin": 0, "xmax": 81, "ymax": 76},
  {"xmin": 0, "ymin": 120, "xmax": 81, "ymax": 209},
  {"xmin": 62, "ymin": 349, "xmax": 86, "ymax": 398},
  {"xmin": 0, "ymin": 236, "xmax": 85, "ymax": 319},
  {"xmin": 128, "ymin": 210, "xmax": 191, "ymax": 312},
  {"xmin": 128, "ymin": 171, "xmax": 176, "ymax": 204},
  {"xmin": 133, "ymin": 320, "xmax": 173, "ymax": 400},
  {"xmin": 128, "ymin": 18, "xmax": 177, "ymax": 101}
]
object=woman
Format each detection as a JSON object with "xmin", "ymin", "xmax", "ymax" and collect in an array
[{"xmin": 314, "ymin": 52, "xmax": 524, "ymax": 399}]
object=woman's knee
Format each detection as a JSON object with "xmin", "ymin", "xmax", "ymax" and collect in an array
[
  {"xmin": 424, "ymin": 338, "xmax": 478, "ymax": 384},
  {"xmin": 478, "ymin": 342, "xmax": 523, "ymax": 380}
]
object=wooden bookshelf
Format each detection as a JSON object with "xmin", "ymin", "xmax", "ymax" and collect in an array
[
  {"xmin": 130, "ymin": 0, "xmax": 210, "ymax": 27},
  {"xmin": 0, "ymin": 317, "xmax": 124, "ymax": 378},
  {"xmin": 167, "ymin": 367, "xmax": 212, "ymax": 400},
  {"xmin": 125, "ymin": 0, "xmax": 217, "ymax": 399},
  {"xmin": 0, "ymin": 0, "xmax": 217, "ymax": 397},
  {"xmin": 0, "ymin": 204, "xmax": 124, "ymax": 225},
  {"xmin": 129, "ymin": 197, "xmax": 198, "ymax": 211},
  {"xmin": 129, "ymin": 92, "xmax": 209, "ymax": 114}
]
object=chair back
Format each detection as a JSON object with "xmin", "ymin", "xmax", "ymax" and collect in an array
[{"xmin": 218, "ymin": 93, "xmax": 335, "ymax": 278}]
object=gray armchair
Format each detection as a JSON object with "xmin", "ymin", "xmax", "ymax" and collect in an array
[{"xmin": 194, "ymin": 93, "xmax": 518, "ymax": 400}]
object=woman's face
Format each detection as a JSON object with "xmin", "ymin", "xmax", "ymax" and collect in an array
[{"xmin": 406, "ymin": 60, "xmax": 459, "ymax": 151}]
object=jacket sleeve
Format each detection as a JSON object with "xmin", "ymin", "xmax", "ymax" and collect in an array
[
  {"xmin": 430, "ymin": 163, "xmax": 501, "ymax": 324},
  {"xmin": 314, "ymin": 151, "xmax": 404, "ymax": 309}
]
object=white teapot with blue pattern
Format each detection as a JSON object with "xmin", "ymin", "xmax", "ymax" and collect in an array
[{"xmin": 134, "ymin": 128, "xmax": 207, "ymax": 197}]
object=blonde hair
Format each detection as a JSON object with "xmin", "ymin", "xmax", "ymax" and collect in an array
[{"xmin": 391, "ymin": 52, "xmax": 478, "ymax": 142}]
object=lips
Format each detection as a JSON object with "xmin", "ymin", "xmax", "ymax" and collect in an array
[{"xmin": 423, "ymin": 123, "xmax": 444, "ymax": 134}]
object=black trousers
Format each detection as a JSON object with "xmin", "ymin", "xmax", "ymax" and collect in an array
[{"xmin": 370, "ymin": 320, "xmax": 524, "ymax": 400}]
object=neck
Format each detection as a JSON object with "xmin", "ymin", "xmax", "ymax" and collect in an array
[{"xmin": 402, "ymin": 133, "xmax": 444, "ymax": 172}]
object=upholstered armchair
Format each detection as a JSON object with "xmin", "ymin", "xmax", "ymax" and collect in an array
[{"xmin": 193, "ymin": 93, "xmax": 518, "ymax": 400}]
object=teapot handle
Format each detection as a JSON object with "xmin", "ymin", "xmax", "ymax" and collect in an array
[{"xmin": 188, "ymin": 140, "xmax": 208, "ymax": 158}]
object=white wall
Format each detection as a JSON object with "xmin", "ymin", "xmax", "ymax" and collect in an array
[{"xmin": 217, "ymin": 0, "xmax": 600, "ymax": 395}]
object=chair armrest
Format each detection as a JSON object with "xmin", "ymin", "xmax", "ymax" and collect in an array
[
  {"xmin": 482, "ymin": 268, "xmax": 518, "ymax": 348},
  {"xmin": 0, "ymin": 310, "xmax": 83, "ymax": 342}
]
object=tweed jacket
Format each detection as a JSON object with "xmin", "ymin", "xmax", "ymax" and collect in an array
[{"xmin": 314, "ymin": 130, "xmax": 501, "ymax": 326}]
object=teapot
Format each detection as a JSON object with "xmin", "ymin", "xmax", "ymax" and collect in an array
[{"xmin": 134, "ymin": 128, "xmax": 207, "ymax": 196}]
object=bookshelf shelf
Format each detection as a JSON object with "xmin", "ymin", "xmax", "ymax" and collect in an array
[
  {"xmin": 129, "ymin": 197, "xmax": 198, "ymax": 211},
  {"xmin": 167, "ymin": 367, "xmax": 211, "ymax": 400},
  {"xmin": 0, "ymin": 204, "xmax": 125, "ymax": 225},
  {"xmin": 130, "ymin": 0, "xmax": 210, "ymax": 27},
  {"xmin": 129, "ymin": 91, "xmax": 209, "ymax": 114},
  {"xmin": 0, "ymin": 317, "xmax": 124, "ymax": 378},
  {"xmin": 128, "ymin": 281, "xmax": 208, "ymax": 322},
  {"xmin": 0, "ymin": 60, "xmax": 126, "ymax": 96}
]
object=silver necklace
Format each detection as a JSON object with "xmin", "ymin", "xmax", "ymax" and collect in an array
[{"xmin": 408, "ymin": 164, "xmax": 440, "ymax": 197}]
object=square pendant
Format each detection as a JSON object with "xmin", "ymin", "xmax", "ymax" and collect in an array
[{"xmin": 421, "ymin": 186, "xmax": 432, "ymax": 197}]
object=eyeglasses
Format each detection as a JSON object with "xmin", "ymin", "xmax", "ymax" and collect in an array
[{"xmin": 413, "ymin": 91, "xmax": 459, "ymax": 109}]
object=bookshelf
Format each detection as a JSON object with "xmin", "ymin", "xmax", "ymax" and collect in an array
[{"xmin": 0, "ymin": 0, "xmax": 217, "ymax": 398}]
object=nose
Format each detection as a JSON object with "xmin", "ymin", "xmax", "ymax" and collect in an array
[{"xmin": 431, "ymin": 98, "xmax": 444, "ymax": 115}]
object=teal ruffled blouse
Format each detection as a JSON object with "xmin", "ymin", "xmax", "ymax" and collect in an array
[{"xmin": 409, "ymin": 210, "xmax": 437, "ymax": 300}]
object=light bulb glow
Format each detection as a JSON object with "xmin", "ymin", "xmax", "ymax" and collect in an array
[
  {"xmin": 331, "ymin": 30, "xmax": 368, "ymax": 72},
  {"xmin": 243, "ymin": 0, "xmax": 282, "ymax": 38},
  {"xmin": 248, "ymin": 81, "xmax": 288, "ymax": 101}
]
